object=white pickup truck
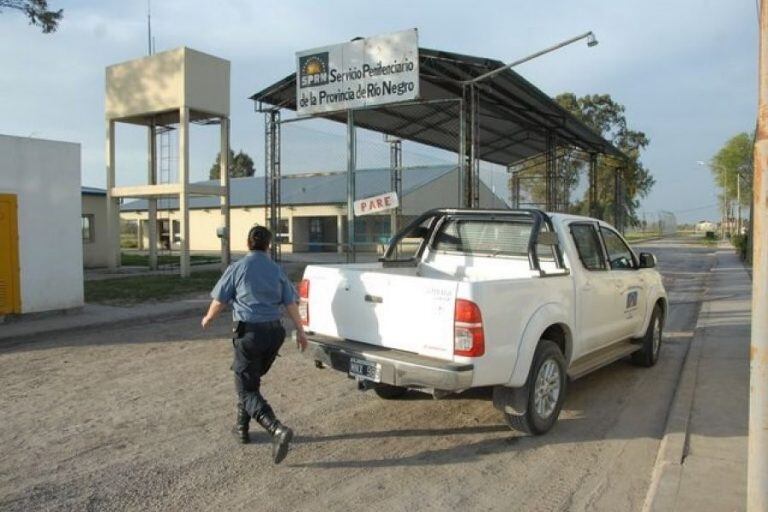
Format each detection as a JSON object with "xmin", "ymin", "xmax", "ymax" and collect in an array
[{"xmin": 298, "ymin": 209, "xmax": 667, "ymax": 435}]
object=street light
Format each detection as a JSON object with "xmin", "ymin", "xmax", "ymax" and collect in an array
[{"xmin": 469, "ymin": 31, "xmax": 599, "ymax": 84}]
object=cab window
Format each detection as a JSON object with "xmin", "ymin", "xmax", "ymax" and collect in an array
[
  {"xmin": 570, "ymin": 224, "xmax": 606, "ymax": 271},
  {"xmin": 600, "ymin": 227, "xmax": 636, "ymax": 270}
]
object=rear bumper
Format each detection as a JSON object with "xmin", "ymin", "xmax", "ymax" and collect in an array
[{"xmin": 305, "ymin": 333, "xmax": 474, "ymax": 391}]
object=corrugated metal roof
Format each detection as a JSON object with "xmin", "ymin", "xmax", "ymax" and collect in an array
[
  {"xmin": 81, "ymin": 186, "xmax": 106, "ymax": 196},
  {"xmin": 250, "ymin": 47, "xmax": 627, "ymax": 166},
  {"xmin": 122, "ymin": 164, "xmax": 461, "ymax": 211}
]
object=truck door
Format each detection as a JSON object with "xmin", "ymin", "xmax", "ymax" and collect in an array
[
  {"xmin": 568, "ymin": 222, "xmax": 626, "ymax": 354},
  {"xmin": 598, "ymin": 226, "xmax": 648, "ymax": 339}
]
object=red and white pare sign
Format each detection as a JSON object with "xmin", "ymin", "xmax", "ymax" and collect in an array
[{"xmin": 354, "ymin": 191, "xmax": 399, "ymax": 216}]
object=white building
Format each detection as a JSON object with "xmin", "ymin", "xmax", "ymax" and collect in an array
[
  {"xmin": 121, "ymin": 165, "xmax": 508, "ymax": 254},
  {"xmin": 0, "ymin": 134, "xmax": 83, "ymax": 315}
]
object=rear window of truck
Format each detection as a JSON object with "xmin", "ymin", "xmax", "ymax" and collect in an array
[{"xmin": 433, "ymin": 218, "xmax": 533, "ymax": 257}]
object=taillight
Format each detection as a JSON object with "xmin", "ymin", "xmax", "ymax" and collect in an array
[
  {"xmin": 454, "ymin": 299, "xmax": 484, "ymax": 357},
  {"xmin": 298, "ymin": 279, "xmax": 310, "ymax": 326}
]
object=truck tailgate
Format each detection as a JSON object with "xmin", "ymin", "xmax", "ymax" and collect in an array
[{"xmin": 305, "ymin": 266, "xmax": 458, "ymax": 360}]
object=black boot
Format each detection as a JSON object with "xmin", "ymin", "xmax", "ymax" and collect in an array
[
  {"xmin": 255, "ymin": 406, "xmax": 294, "ymax": 464},
  {"xmin": 233, "ymin": 399, "xmax": 250, "ymax": 444}
]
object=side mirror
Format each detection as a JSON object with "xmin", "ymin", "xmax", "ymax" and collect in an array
[{"xmin": 638, "ymin": 252, "xmax": 657, "ymax": 269}]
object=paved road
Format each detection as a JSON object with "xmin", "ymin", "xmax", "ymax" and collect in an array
[{"xmin": 0, "ymin": 237, "xmax": 716, "ymax": 512}]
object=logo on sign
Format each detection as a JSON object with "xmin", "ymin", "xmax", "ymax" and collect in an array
[{"xmin": 299, "ymin": 53, "xmax": 329, "ymax": 88}]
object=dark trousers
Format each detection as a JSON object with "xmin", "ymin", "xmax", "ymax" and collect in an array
[{"xmin": 232, "ymin": 321, "xmax": 286, "ymax": 422}]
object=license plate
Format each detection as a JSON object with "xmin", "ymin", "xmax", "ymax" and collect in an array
[{"xmin": 349, "ymin": 357, "xmax": 381, "ymax": 382}]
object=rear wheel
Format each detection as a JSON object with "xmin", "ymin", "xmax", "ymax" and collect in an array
[
  {"xmin": 373, "ymin": 383, "xmax": 408, "ymax": 399},
  {"xmin": 631, "ymin": 304, "xmax": 663, "ymax": 367},
  {"xmin": 504, "ymin": 339, "xmax": 567, "ymax": 435}
]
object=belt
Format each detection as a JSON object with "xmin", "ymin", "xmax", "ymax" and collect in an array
[{"xmin": 241, "ymin": 320, "xmax": 283, "ymax": 330}]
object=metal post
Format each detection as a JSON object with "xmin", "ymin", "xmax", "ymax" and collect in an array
[
  {"xmin": 264, "ymin": 110, "xmax": 281, "ymax": 261},
  {"xmin": 458, "ymin": 88, "xmax": 467, "ymax": 207},
  {"xmin": 562, "ymin": 152, "xmax": 570, "ymax": 212},
  {"xmin": 147, "ymin": 121, "xmax": 158, "ymax": 270},
  {"xmin": 388, "ymin": 136, "xmax": 402, "ymax": 238},
  {"xmin": 462, "ymin": 83, "xmax": 480, "ymax": 208},
  {"xmin": 589, "ymin": 153, "xmax": 598, "ymax": 218},
  {"xmin": 220, "ymin": 117, "xmax": 231, "ymax": 268},
  {"xmin": 613, "ymin": 167, "xmax": 622, "ymax": 232},
  {"xmin": 545, "ymin": 132, "xmax": 557, "ymax": 211},
  {"xmin": 470, "ymin": 85, "xmax": 480, "ymax": 208},
  {"xmin": 748, "ymin": 2, "xmax": 768, "ymax": 508},
  {"xmin": 347, "ymin": 110, "xmax": 356, "ymax": 263},
  {"xmin": 509, "ymin": 165, "xmax": 520, "ymax": 209}
]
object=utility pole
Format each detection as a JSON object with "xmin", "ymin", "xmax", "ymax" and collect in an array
[
  {"xmin": 737, "ymin": 171, "xmax": 742, "ymax": 235},
  {"xmin": 748, "ymin": 1, "xmax": 768, "ymax": 508}
]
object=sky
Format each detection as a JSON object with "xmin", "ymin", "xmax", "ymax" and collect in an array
[{"xmin": 0, "ymin": 0, "xmax": 758, "ymax": 223}]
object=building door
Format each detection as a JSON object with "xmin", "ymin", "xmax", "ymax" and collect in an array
[
  {"xmin": 309, "ymin": 218, "xmax": 324, "ymax": 252},
  {"xmin": 0, "ymin": 194, "xmax": 21, "ymax": 314}
]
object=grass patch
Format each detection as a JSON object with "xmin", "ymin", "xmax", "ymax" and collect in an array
[
  {"xmin": 85, "ymin": 271, "xmax": 221, "ymax": 305},
  {"xmin": 624, "ymin": 232, "xmax": 660, "ymax": 242},
  {"xmin": 121, "ymin": 253, "xmax": 220, "ymax": 267}
]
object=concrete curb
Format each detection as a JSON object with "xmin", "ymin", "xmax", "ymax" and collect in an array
[
  {"xmin": 0, "ymin": 302, "xmax": 205, "ymax": 347},
  {"xmin": 641, "ymin": 250, "xmax": 721, "ymax": 511},
  {"xmin": 642, "ymin": 319, "xmax": 707, "ymax": 511}
]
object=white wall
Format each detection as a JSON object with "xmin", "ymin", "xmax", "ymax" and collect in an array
[{"xmin": 0, "ymin": 135, "xmax": 83, "ymax": 313}]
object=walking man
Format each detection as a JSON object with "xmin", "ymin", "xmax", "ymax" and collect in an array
[{"xmin": 201, "ymin": 226, "xmax": 307, "ymax": 464}]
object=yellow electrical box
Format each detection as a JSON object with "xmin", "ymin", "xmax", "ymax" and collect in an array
[{"xmin": 0, "ymin": 194, "xmax": 20, "ymax": 314}]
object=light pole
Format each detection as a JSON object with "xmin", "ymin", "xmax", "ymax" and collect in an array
[{"xmin": 468, "ymin": 31, "xmax": 598, "ymax": 85}]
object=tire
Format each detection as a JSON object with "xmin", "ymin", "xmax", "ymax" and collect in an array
[
  {"xmin": 504, "ymin": 339, "xmax": 567, "ymax": 435},
  {"xmin": 373, "ymin": 383, "xmax": 408, "ymax": 399},
  {"xmin": 631, "ymin": 304, "xmax": 664, "ymax": 367}
]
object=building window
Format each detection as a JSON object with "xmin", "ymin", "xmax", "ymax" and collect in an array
[
  {"xmin": 267, "ymin": 218, "xmax": 290, "ymax": 243},
  {"xmin": 82, "ymin": 215, "xmax": 95, "ymax": 243}
]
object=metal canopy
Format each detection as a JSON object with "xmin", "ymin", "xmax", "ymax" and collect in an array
[{"xmin": 249, "ymin": 47, "xmax": 627, "ymax": 166}]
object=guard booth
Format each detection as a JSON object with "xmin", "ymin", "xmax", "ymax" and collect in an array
[{"xmin": 250, "ymin": 29, "xmax": 629, "ymax": 262}]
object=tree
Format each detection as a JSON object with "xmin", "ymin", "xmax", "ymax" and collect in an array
[
  {"xmin": 209, "ymin": 149, "xmax": 256, "ymax": 179},
  {"xmin": 0, "ymin": 0, "xmax": 62, "ymax": 33},
  {"xmin": 710, "ymin": 132, "xmax": 753, "ymax": 207},
  {"xmin": 511, "ymin": 93, "xmax": 655, "ymax": 225}
]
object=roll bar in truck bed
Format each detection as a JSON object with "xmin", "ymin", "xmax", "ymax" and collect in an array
[{"xmin": 381, "ymin": 208, "xmax": 567, "ymax": 275}]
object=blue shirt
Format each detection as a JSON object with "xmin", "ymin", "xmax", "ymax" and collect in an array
[{"xmin": 210, "ymin": 251, "xmax": 298, "ymax": 323}]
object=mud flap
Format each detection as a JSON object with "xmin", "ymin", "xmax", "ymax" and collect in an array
[{"xmin": 492, "ymin": 385, "xmax": 529, "ymax": 416}]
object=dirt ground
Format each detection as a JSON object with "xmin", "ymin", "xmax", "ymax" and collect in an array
[{"xmin": 0, "ymin": 239, "xmax": 714, "ymax": 512}]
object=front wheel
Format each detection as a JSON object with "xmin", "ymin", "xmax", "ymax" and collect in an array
[
  {"xmin": 631, "ymin": 304, "xmax": 663, "ymax": 367},
  {"xmin": 504, "ymin": 339, "xmax": 567, "ymax": 435}
]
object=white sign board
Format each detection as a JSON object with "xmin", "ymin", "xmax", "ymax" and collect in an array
[
  {"xmin": 296, "ymin": 29, "xmax": 419, "ymax": 116},
  {"xmin": 354, "ymin": 192, "xmax": 399, "ymax": 217}
]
